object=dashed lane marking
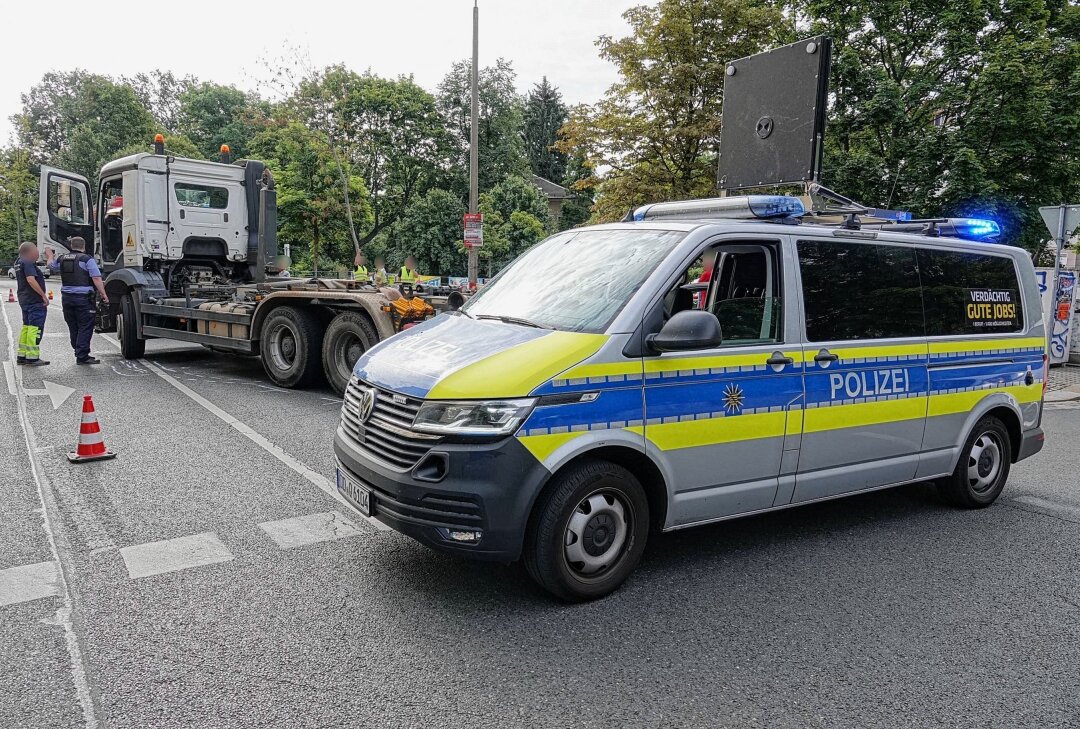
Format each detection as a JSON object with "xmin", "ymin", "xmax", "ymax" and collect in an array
[
  {"xmin": 258, "ymin": 510, "xmax": 366, "ymax": 549},
  {"xmin": 120, "ymin": 532, "xmax": 233, "ymax": 580},
  {"xmin": 97, "ymin": 333, "xmax": 389, "ymax": 532},
  {"xmin": 0, "ymin": 561, "xmax": 60, "ymax": 607},
  {"xmin": 1009, "ymin": 495, "xmax": 1080, "ymax": 523}
]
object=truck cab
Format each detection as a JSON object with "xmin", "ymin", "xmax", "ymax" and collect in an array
[{"xmin": 38, "ymin": 141, "xmax": 276, "ymax": 294}]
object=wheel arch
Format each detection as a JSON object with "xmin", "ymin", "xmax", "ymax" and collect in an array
[
  {"xmin": 950, "ymin": 394, "xmax": 1025, "ymax": 467},
  {"xmin": 528, "ymin": 441, "xmax": 669, "ymax": 534}
]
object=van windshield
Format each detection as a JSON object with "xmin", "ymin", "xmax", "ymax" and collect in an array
[{"xmin": 463, "ymin": 228, "xmax": 686, "ymax": 333}]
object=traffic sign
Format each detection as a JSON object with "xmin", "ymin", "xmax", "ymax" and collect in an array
[
  {"xmin": 1040, "ymin": 204, "xmax": 1080, "ymax": 240},
  {"xmin": 464, "ymin": 213, "xmax": 483, "ymax": 248}
]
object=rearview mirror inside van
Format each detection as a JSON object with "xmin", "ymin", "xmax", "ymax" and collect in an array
[{"xmin": 647, "ymin": 310, "xmax": 723, "ymax": 353}]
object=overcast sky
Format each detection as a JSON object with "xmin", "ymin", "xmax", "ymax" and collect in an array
[{"xmin": 0, "ymin": 0, "xmax": 638, "ymax": 143}]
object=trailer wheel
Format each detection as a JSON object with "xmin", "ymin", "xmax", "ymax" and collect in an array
[
  {"xmin": 322, "ymin": 312, "xmax": 379, "ymax": 396},
  {"xmin": 117, "ymin": 293, "xmax": 145, "ymax": 359},
  {"xmin": 260, "ymin": 306, "xmax": 325, "ymax": 388}
]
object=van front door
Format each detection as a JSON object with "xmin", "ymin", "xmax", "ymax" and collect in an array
[
  {"xmin": 38, "ymin": 166, "xmax": 95, "ymax": 256},
  {"xmin": 642, "ymin": 240, "xmax": 804, "ymax": 526},
  {"xmin": 792, "ymin": 238, "xmax": 929, "ymax": 502}
]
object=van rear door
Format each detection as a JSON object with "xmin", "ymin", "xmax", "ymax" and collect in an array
[
  {"xmin": 792, "ymin": 237, "xmax": 929, "ymax": 502},
  {"xmin": 37, "ymin": 166, "xmax": 95, "ymax": 256}
]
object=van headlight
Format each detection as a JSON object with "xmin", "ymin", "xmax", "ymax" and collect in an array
[{"xmin": 412, "ymin": 398, "xmax": 536, "ymax": 436}]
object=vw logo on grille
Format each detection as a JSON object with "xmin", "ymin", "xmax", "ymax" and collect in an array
[{"xmin": 356, "ymin": 386, "xmax": 377, "ymax": 422}]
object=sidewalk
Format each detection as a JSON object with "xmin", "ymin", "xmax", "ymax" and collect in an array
[{"xmin": 1045, "ymin": 364, "xmax": 1080, "ymax": 402}]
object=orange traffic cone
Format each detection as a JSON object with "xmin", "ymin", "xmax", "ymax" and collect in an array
[
  {"xmin": 6, "ymin": 289, "xmax": 13, "ymax": 303},
  {"xmin": 67, "ymin": 396, "xmax": 117, "ymax": 463}
]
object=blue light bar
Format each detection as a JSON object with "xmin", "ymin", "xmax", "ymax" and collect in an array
[
  {"xmin": 632, "ymin": 195, "xmax": 805, "ymax": 222},
  {"xmin": 951, "ymin": 218, "xmax": 1001, "ymax": 241}
]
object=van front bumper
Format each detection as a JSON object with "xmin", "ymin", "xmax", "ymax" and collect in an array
[{"xmin": 333, "ymin": 428, "xmax": 548, "ymax": 562}]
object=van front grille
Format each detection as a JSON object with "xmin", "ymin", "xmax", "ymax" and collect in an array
[{"xmin": 339, "ymin": 379, "xmax": 442, "ymax": 471}]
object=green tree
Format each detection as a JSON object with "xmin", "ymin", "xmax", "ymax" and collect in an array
[
  {"xmin": 480, "ymin": 174, "xmax": 551, "ymax": 227},
  {"xmin": 523, "ymin": 77, "xmax": 569, "ymax": 183},
  {"xmin": 437, "ymin": 58, "xmax": 529, "ymax": 194},
  {"xmin": 123, "ymin": 70, "xmax": 197, "ymax": 134},
  {"xmin": 476, "ymin": 175, "xmax": 551, "ymax": 273},
  {"xmin": 390, "ymin": 188, "xmax": 467, "ymax": 275},
  {"xmin": 291, "ymin": 67, "xmax": 452, "ymax": 248},
  {"xmin": 0, "ymin": 147, "xmax": 37, "ymax": 262},
  {"xmin": 15, "ymin": 70, "xmax": 156, "ymax": 184},
  {"xmin": 115, "ymin": 134, "xmax": 205, "ymax": 160},
  {"xmin": 799, "ymin": 0, "xmax": 1080, "ymax": 251},
  {"xmin": 251, "ymin": 121, "xmax": 372, "ymax": 271},
  {"xmin": 178, "ymin": 82, "xmax": 266, "ymax": 159},
  {"xmin": 559, "ymin": 0, "xmax": 789, "ymax": 221}
]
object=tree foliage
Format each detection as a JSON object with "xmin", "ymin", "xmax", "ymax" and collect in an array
[
  {"xmin": 523, "ymin": 77, "xmax": 569, "ymax": 183},
  {"xmin": 799, "ymin": 0, "xmax": 1080, "ymax": 252},
  {"xmin": 559, "ymin": 0, "xmax": 790, "ymax": 221},
  {"xmin": 178, "ymin": 82, "xmax": 265, "ymax": 159},
  {"xmin": 123, "ymin": 70, "xmax": 197, "ymax": 134},
  {"xmin": 438, "ymin": 58, "xmax": 529, "ymax": 194},
  {"xmin": 477, "ymin": 176, "xmax": 551, "ymax": 272},
  {"xmin": 391, "ymin": 188, "xmax": 467, "ymax": 275}
]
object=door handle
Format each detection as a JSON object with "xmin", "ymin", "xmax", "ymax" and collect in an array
[
  {"xmin": 814, "ymin": 351, "xmax": 839, "ymax": 363},
  {"xmin": 766, "ymin": 354, "xmax": 794, "ymax": 366}
]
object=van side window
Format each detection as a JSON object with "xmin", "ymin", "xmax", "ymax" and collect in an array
[
  {"xmin": 710, "ymin": 246, "xmax": 781, "ymax": 343},
  {"xmin": 917, "ymin": 249, "xmax": 1024, "ymax": 335},
  {"xmin": 798, "ymin": 240, "xmax": 923, "ymax": 342}
]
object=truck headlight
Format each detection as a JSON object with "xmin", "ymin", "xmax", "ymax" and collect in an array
[{"xmin": 412, "ymin": 398, "xmax": 536, "ymax": 436}]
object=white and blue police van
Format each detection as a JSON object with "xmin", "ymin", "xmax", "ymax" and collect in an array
[{"xmin": 333, "ymin": 195, "xmax": 1046, "ymax": 600}]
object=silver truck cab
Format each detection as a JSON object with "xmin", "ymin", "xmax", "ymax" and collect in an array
[{"xmin": 333, "ymin": 195, "xmax": 1046, "ymax": 601}]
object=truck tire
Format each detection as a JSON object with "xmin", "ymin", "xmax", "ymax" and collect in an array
[
  {"xmin": 259, "ymin": 306, "xmax": 324, "ymax": 388},
  {"xmin": 937, "ymin": 416, "xmax": 1012, "ymax": 508},
  {"xmin": 524, "ymin": 459, "xmax": 649, "ymax": 602},
  {"xmin": 117, "ymin": 293, "xmax": 145, "ymax": 359},
  {"xmin": 322, "ymin": 312, "xmax": 379, "ymax": 396}
]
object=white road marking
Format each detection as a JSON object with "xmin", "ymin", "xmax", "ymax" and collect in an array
[
  {"xmin": 0, "ymin": 561, "xmax": 60, "ymax": 607},
  {"xmin": 259, "ymin": 510, "xmax": 366, "ymax": 549},
  {"xmin": 23, "ymin": 380, "xmax": 76, "ymax": 410},
  {"xmin": 98, "ymin": 334, "xmax": 388, "ymax": 532},
  {"xmin": 3, "ymin": 360, "xmax": 15, "ymax": 395},
  {"xmin": 120, "ymin": 532, "xmax": 234, "ymax": 580},
  {"xmin": 1, "ymin": 299, "xmax": 101, "ymax": 727},
  {"xmin": 1010, "ymin": 495, "xmax": 1080, "ymax": 521}
]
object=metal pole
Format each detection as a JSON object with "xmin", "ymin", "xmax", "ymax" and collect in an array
[
  {"xmin": 1048, "ymin": 204, "xmax": 1068, "ymax": 357},
  {"xmin": 467, "ymin": 0, "xmax": 479, "ymax": 287}
]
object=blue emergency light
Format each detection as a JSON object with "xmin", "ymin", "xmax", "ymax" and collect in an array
[
  {"xmin": 951, "ymin": 218, "xmax": 1001, "ymax": 241},
  {"xmin": 631, "ymin": 195, "xmax": 805, "ymax": 222}
]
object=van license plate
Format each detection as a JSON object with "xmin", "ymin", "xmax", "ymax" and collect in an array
[{"xmin": 336, "ymin": 469, "xmax": 371, "ymax": 517}]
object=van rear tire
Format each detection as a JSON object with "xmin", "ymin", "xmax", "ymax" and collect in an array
[
  {"xmin": 259, "ymin": 306, "xmax": 324, "ymax": 388},
  {"xmin": 117, "ymin": 293, "xmax": 145, "ymax": 359},
  {"xmin": 524, "ymin": 460, "xmax": 649, "ymax": 602},
  {"xmin": 938, "ymin": 416, "xmax": 1012, "ymax": 508}
]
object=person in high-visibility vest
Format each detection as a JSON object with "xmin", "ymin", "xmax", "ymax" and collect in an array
[
  {"xmin": 354, "ymin": 251, "xmax": 369, "ymax": 281},
  {"xmin": 400, "ymin": 255, "xmax": 419, "ymax": 284}
]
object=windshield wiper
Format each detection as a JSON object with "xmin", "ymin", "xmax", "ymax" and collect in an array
[
  {"xmin": 450, "ymin": 308, "xmax": 475, "ymax": 319},
  {"xmin": 475, "ymin": 314, "xmax": 552, "ymax": 329}
]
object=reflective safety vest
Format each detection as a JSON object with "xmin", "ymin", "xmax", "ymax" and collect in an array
[
  {"xmin": 355, "ymin": 265, "xmax": 369, "ymax": 280},
  {"xmin": 400, "ymin": 266, "xmax": 417, "ymax": 284}
]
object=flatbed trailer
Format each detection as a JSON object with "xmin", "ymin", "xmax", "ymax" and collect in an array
[{"xmin": 105, "ymin": 276, "xmax": 441, "ymax": 396}]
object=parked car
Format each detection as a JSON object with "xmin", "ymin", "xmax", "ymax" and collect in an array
[{"xmin": 7, "ymin": 264, "xmax": 51, "ymax": 279}]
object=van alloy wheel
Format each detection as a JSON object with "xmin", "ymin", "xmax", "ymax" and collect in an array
[{"xmin": 564, "ymin": 490, "xmax": 631, "ymax": 576}]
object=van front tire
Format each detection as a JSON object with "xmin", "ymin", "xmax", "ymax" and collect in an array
[
  {"xmin": 524, "ymin": 460, "xmax": 649, "ymax": 602},
  {"xmin": 938, "ymin": 416, "xmax": 1012, "ymax": 508}
]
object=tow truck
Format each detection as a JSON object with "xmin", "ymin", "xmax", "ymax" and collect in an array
[{"xmin": 38, "ymin": 136, "xmax": 448, "ymax": 395}]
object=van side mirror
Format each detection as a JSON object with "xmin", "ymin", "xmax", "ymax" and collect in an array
[{"xmin": 646, "ymin": 310, "xmax": 723, "ymax": 353}]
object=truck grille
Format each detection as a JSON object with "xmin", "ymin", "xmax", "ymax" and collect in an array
[{"xmin": 340, "ymin": 379, "xmax": 442, "ymax": 471}]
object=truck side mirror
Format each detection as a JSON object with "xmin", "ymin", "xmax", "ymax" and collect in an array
[{"xmin": 646, "ymin": 310, "xmax": 723, "ymax": 353}]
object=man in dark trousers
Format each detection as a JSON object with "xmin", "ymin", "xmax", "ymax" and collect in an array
[
  {"xmin": 14, "ymin": 241, "xmax": 50, "ymax": 366},
  {"xmin": 45, "ymin": 237, "xmax": 109, "ymax": 365}
]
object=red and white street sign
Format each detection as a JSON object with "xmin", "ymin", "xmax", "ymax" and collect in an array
[{"xmin": 464, "ymin": 212, "xmax": 484, "ymax": 248}]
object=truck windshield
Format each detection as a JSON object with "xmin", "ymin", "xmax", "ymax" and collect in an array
[{"xmin": 462, "ymin": 228, "xmax": 686, "ymax": 333}]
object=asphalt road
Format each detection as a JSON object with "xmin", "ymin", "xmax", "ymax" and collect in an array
[{"xmin": 2, "ymin": 278, "xmax": 1078, "ymax": 728}]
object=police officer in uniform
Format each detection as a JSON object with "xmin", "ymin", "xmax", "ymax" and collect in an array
[{"xmin": 45, "ymin": 237, "xmax": 109, "ymax": 365}]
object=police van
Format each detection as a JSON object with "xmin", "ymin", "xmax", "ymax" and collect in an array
[{"xmin": 333, "ymin": 195, "xmax": 1046, "ymax": 601}]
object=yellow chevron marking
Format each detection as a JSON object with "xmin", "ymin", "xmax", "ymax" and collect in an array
[
  {"xmin": 804, "ymin": 397, "xmax": 928, "ymax": 434},
  {"xmin": 517, "ymin": 431, "xmax": 586, "ymax": 463},
  {"xmin": 643, "ymin": 350, "xmax": 804, "ymax": 374},
  {"xmin": 928, "ymin": 384, "xmax": 1042, "ymax": 416},
  {"xmin": 829, "ymin": 342, "xmax": 928, "ymax": 360}
]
